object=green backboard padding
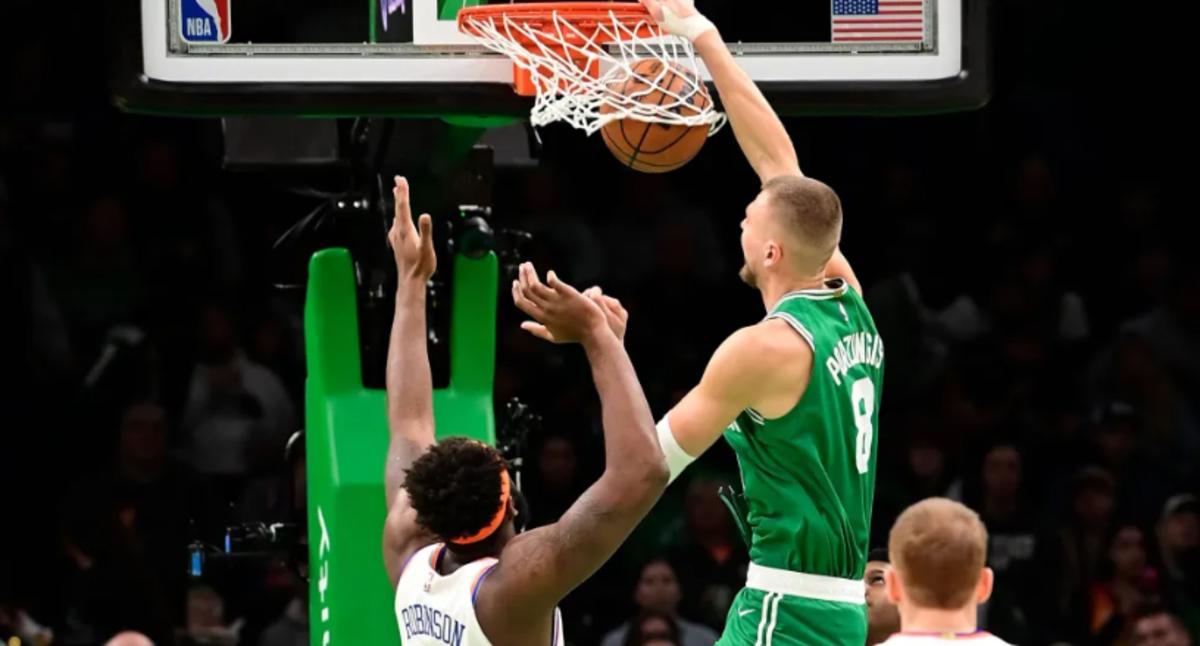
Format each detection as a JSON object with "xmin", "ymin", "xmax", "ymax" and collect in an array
[
  {"xmin": 440, "ymin": 0, "xmax": 485, "ymax": 22},
  {"xmin": 305, "ymin": 247, "xmax": 498, "ymax": 645}
]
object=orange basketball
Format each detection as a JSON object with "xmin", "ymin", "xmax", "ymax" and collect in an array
[{"xmin": 600, "ymin": 59, "xmax": 711, "ymax": 174}]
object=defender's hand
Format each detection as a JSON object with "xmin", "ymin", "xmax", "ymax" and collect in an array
[
  {"xmin": 583, "ymin": 287, "xmax": 629, "ymax": 343},
  {"xmin": 388, "ymin": 176, "xmax": 437, "ymax": 283},
  {"xmin": 512, "ymin": 263, "xmax": 609, "ymax": 345}
]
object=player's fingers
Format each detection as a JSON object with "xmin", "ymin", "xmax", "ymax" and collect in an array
[
  {"xmin": 520, "ymin": 321, "xmax": 555, "ymax": 343},
  {"xmin": 546, "ymin": 271, "xmax": 581, "ymax": 296},
  {"xmin": 603, "ymin": 295, "xmax": 628, "ymax": 318},
  {"xmin": 665, "ymin": 0, "xmax": 695, "ymax": 18},
  {"xmin": 517, "ymin": 263, "xmax": 537, "ymax": 296},
  {"xmin": 583, "ymin": 286, "xmax": 602, "ymax": 299},
  {"xmin": 393, "ymin": 176, "xmax": 416, "ymax": 237},
  {"xmin": 600, "ymin": 296, "xmax": 627, "ymax": 321},
  {"xmin": 417, "ymin": 213, "xmax": 433, "ymax": 245},
  {"xmin": 512, "ymin": 281, "xmax": 543, "ymax": 318},
  {"xmin": 517, "ymin": 264, "xmax": 547, "ymax": 306},
  {"xmin": 639, "ymin": 0, "xmax": 665, "ymax": 22},
  {"xmin": 522, "ymin": 263, "xmax": 557, "ymax": 304}
]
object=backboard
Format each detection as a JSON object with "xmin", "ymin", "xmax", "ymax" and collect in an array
[{"xmin": 114, "ymin": 0, "xmax": 989, "ymax": 116}]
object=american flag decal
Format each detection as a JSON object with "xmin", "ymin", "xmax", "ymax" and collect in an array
[{"xmin": 832, "ymin": 0, "xmax": 926, "ymax": 43}]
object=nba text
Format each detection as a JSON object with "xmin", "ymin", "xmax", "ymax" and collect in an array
[{"xmin": 185, "ymin": 18, "xmax": 216, "ymax": 38}]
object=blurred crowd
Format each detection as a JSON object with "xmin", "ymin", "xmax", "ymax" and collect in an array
[{"xmin": 1, "ymin": 0, "xmax": 1192, "ymax": 645}]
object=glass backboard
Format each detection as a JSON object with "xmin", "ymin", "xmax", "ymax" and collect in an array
[{"xmin": 113, "ymin": 0, "xmax": 989, "ymax": 116}]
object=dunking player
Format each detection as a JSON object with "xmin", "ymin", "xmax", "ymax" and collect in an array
[
  {"xmin": 879, "ymin": 498, "xmax": 1014, "ymax": 645},
  {"xmin": 382, "ymin": 176, "xmax": 668, "ymax": 645},
  {"xmin": 521, "ymin": 0, "xmax": 884, "ymax": 642}
]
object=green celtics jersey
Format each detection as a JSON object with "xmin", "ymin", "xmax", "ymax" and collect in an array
[{"xmin": 723, "ymin": 278, "xmax": 883, "ymax": 580}]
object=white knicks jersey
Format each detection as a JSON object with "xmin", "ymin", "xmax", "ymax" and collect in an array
[
  {"xmin": 879, "ymin": 632, "xmax": 1014, "ymax": 645},
  {"xmin": 395, "ymin": 543, "xmax": 565, "ymax": 646}
]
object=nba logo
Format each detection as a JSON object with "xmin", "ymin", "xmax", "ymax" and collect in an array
[{"xmin": 180, "ymin": 0, "xmax": 231, "ymax": 44}]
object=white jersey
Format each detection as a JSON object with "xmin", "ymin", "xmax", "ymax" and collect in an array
[
  {"xmin": 395, "ymin": 543, "xmax": 565, "ymax": 646},
  {"xmin": 879, "ymin": 632, "xmax": 1014, "ymax": 645}
]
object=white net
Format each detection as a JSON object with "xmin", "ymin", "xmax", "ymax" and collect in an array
[{"xmin": 461, "ymin": 7, "xmax": 727, "ymax": 136}]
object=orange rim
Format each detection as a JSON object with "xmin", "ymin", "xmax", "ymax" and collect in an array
[{"xmin": 457, "ymin": 2, "xmax": 657, "ymax": 47}]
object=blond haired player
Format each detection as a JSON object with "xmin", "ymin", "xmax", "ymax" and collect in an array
[
  {"xmin": 522, "ymin": 0, "xmax": 884, "ymax": 641},
  {"xmin": 880, "ymin": 498, "xmax": 1013, "ymax": 645}
]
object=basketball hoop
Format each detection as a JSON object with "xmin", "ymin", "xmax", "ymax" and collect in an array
[{"xmin": 458, "ymin": 2, "xmax": 726, "ymax": 136}]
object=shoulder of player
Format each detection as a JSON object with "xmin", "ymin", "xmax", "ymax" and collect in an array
[
  {"xmin": 473, "ymin": 527, "xmax": 561, "ymax": 634},
  {"xmin": 877, "ymin": 634, "xmax": 1013, "ymax": 645},
  {"xmin": 710, "ymin": 322, "xmax": 812, "ymax": 380},
  {"xmin": 741, "ymin": 319, "xmax": 813, "ymax": 356}
]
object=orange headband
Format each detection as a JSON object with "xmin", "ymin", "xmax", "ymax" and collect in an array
[{"xmin": 450, "ymin": 469, "xmax": 511, "ymax": 545}]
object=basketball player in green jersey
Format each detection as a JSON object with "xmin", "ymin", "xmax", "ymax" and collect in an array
[
  {"xmin": 644, "ymin": 2, "xmax": 883, "ymax": 642},
  {"xmin": 522, "ymin": 0, "xmax": 885, "ymax": 642}
]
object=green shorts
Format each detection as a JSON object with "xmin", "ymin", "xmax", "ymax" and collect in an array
[{"xmin": 716, "ymin": 587, "xmax": 868, "ymax": 646}]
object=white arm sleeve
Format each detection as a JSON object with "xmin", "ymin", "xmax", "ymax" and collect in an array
[
  {"xmin": 660, "ymin": 6, "xmax": 716, "ymax": 43},
  {"xmin": 657, "ymin": 415, "xmax": 697, "ymax": 484}
]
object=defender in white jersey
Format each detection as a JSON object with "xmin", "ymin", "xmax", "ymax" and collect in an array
[
  {"xmin": 383, "ymin": 177, "xmax": 668, "ymax": 645},
  {"xmin": 879, "ymin": 499, "xmax": 1014, "ymax": 646}
]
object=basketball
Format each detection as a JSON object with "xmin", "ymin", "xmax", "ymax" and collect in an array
[{"xmin": 600, "ymin": 59, "xmax": 712, "ymax": 174}]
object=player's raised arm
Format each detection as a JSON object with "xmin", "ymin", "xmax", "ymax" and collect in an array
[
  {"xmin": 381, "ymin": 176, "xmax": 439, "ymax": 582},
  {"xmin": 482, "ymin": 264, "xmax": 668, "ymax": 627},
  {"xmin": 658, "ymin": 321, "xmax": 813, "ymax": 480},
  {"xmin": 641, "ymin": 0, "xmax": 863, "ymax": 295},
  {"xmin": 640, "ymin": 0, "xmax": 801, "ymax": 183}
]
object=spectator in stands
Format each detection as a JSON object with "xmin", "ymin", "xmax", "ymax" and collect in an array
[
  {"xmin": 257, "ymin": 570, "xmax": 307, "ymax": 646},
  {"xmin": 667, "ymin": 476, "xmax": 749, "ymax": 630},
  {"xmin": 864, "ymin": 548, "xmax": 900, "ymax": 646},
  {"xmin": 875, "ymin": 428, "xmax": 959, "ymax": 538},
  {"xmin": 1045, "ymin": 467, "xmax": 1118, "ymax": 637},
  {"xmin": 622, "ymin": 610, "xmax": 682, "ymax": 646},
  {"xmin": 1092, "ymin": 334, "xmax": 1197, "ymax": 486},
  {"xmin": 183, "ymin": 302, "xmax": 295, "ymax": 483},
  {"xmin": 1089, "ymin": 523, "xmax": 1159, "ymax": 644},
  {"xmin": 525, "ymin": 431, "xmax": 586, "ymax": 528},
  {"xmin": 602, "ymin": 557, "xmax": 718, "ymax": 646},
  {"xmin": 1157, "ymin": 495, "xmax": 1200, "ymax": 637},
  {"xmin": 1089, "ymin": 400, "xmax": 1171, "ymax": 521},
  {"xmin": 60, "ymin": 400, "xmax": 193, "ymax": 646},
  {"xmin": 973, "ymin": 442, "xmax": 1038, "ymax": 642},
  {"xmin": 49, "ymin": 194, "xmax": 145, "ymax": 352},
  {"xmin": 1133, "ymin": 606, "xmax": 1194, "ymax": 646},
  {"xmin": 180, "ymin": 585, "xmax": 240, "ymax": 646},
  {"xmin": 0, "ymin": 599, "xmax": 53, "ymax": 646}
]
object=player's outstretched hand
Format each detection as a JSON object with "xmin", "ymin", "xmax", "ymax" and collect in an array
[
  {"xmin": 387, "ymin": 176, "xmax": 437, "ymax": 283},
  {"xmin": 583, "ymin": 287, "xmax": 629, "ymax": 343},
  {"xmin": 639, "ymin": 0, "xmax": 713, "ymax": 41},
  {"xmin": 513, "ymin": 262, "xmax": 610, "ymax": 345}
]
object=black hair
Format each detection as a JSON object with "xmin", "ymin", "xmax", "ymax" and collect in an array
[
  {"xmin": 403, "ymin": 437, "xmax": 508, "ymax": 543},
  {"xmin": 622, "ymin": 609, "xmax": 682, "ymax": 646}
]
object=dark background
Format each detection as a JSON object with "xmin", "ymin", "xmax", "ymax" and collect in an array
[{"xmin": 1, "ymin": 0, "xmax": 1194, "ymax": 645}]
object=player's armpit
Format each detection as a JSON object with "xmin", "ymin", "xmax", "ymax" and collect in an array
[{"xmin": 381, "ymin": 490, "xmax": 437, "ymax": 587}]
